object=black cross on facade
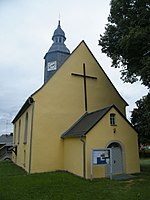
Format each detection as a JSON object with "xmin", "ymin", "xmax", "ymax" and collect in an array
[{"xmin": 71, "ymin": 63, "xmax": 97, "ymax": 112}]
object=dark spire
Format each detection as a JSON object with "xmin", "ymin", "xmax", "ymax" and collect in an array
[
  {"xmin": 58, "ymin": 19, "xmax": 60, "ymax": 26},
  {"xmin": 44, "ymin": 21, "xmax": 70, "ymax": 83},
  {"xmin": 48, "ymin": 20, "xmax": 70, "ymax": 54}
]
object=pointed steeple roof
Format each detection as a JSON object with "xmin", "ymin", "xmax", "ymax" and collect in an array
[
  {"xmin": 48, "ymin": 20, "xmax": 70, "ymax": 54},
  {"xmin": 52, "ymin": 20, "xmax": 66, "ymax": 41}
]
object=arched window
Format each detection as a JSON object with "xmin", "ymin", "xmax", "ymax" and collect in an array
[
  {"xmin": 24, "ymin": 112, "xmax": 28, "ymax": 144},
  {"xmin": 18, "ymin": 120, "xmax": 21, "ymax": 144}
]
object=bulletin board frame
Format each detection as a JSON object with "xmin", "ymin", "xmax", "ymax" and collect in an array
[{"xmin": 90, "ymin": 148, "xmax": 112, "ymax": 181}]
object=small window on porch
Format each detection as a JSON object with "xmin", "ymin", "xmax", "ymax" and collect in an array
[{"xmin": 110, "ymin": 113, "xmax": 116, "ymax": 126}]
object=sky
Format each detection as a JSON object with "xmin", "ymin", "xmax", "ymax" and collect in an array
[{"xmin": 0, "ymin": 0, "xmax": 148, "ymax": 135}]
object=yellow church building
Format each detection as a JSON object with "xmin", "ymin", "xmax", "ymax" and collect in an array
[{"xmin": 12, "ymin": 21, "xmax": 140, "ymax": 179}]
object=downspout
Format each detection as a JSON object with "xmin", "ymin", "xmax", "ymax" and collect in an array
[
  {"xmin": 80, "ymin": 135, "xmax": 86, "ymax": 179},
  {"xmin": 28, "ymin": 98, "xmax": 34, "ymax": 174}
]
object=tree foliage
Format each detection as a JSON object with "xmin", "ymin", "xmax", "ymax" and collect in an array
[
  {"xmin": 131, "ymin": 93, "xmax": 150, "ymax": 144},
  {"xmin": 99, "ymin": 0, "xmax": 150, "ymax": 88}
]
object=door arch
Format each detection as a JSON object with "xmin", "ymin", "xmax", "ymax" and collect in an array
[{"xmin": 106, "ymin": 142, "xmax": 124, "ymax": 176}]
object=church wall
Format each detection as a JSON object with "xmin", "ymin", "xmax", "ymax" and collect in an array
[
  {"xmin": 30, "ymin": 41, "xmax": 128, "ymax": 173},
  {"xmin": 12, "ymin": 105, "xmax": 33, "ymax": 173},
  {"xmin": 30, "ymin": 60, "xmax": 85, "ymax": 172},
  {"xmin": 16, "ymin": 41, "xmax": 129, "ymax": 174},
  {"xmin": 85, "ymin": 107, "xmax": 140, "ymax": 179},
  {"xmin": 30, "ymin": 103, "xmax": 65, "ymax": 173},
  {"xmin": 65, "ymin": 41, "xmax": 127, "ymax": 115},
  {"xmin": 30, "ymin": 47, "xmax": 87, "ymax": 173},
  {"xmin": 63, "ymin": 138, "xmax": 83, "ymax": 177}
]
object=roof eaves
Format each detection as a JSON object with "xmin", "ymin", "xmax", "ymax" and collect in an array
[
  {"xmin": 12, "ymin": 97, "xmax": 34, "ymax": 124},
  {"xmin": 61, "ymin": 105, "xmax": 113, "ymax": 139},
  {"xmin": 62, "ymin": 132, "xmax": 85, "ymax": 139}
]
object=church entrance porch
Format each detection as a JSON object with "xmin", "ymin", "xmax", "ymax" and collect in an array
[{"xmin": 106, "ymin": 142, "xmax": 124, "ymax": 176}]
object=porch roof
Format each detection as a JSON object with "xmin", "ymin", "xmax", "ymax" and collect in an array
[{"xmin": 61, "ymin": 105, "xmax": 113, "ymax": 138}]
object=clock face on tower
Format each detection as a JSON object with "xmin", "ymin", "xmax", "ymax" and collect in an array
[{"xmin": 47, "ymin": 61, "xmax": 57, "ymax": 71}]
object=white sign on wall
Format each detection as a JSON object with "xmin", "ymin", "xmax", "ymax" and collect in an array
[{"xmin": 92, "ymin": 149, "xmax": 110, "ymax": 165}]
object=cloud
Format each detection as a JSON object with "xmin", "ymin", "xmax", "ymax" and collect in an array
[{"xmin": 0, "ymin": 0, "xmax": 148, "ymax": 134}]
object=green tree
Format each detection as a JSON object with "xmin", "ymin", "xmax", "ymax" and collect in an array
[
  {"xmin": 99, "ymin": 0, "xmax": 150, "ymax": 88},
  {"xmin": 131, "ymin": 93, "xmax": 150, "ymax": 144}
]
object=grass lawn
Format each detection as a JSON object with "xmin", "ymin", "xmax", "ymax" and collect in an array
[{"xmin": 0, "ymin": 160, "xmax": 150, "ymax": 200}]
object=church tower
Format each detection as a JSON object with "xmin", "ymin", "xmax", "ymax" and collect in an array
[{"xmin": 44, "ymin": 21, "xmax": 70, "ymax": 83}]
